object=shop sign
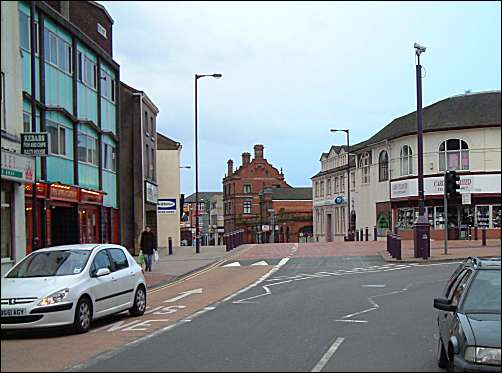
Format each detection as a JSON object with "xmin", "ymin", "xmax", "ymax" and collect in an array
[
  {"xmin": 80, "ymin": 189, "xmax": 103, "ymax": 205},
  {"xmin": 145, "ymin": 181, "xmax": 158, "ymax": 204},
  {"xmin": 24, "ymin": 182, "xmax": 47, "ymax": 197},
  {"xmin": 262, "ymin": 225, "xmax": 270, "ymax": 232},
  {"xmin": 462, "ymin": 193, "xmax": 471, "ymax": 205},
  {"xmin": 158, "ymin": 198, "xmax": 177, "ymax": 214},
  {"xmin": 1, "ymin": 149, "xmax": 35, "ymax": 183},
  {"xmin": 21, "ymin": 133, "xmax": 49, "ymax": 156},
  {"xmin": 50, "ymin": 184, "xmax": 78, "ymax": 202}
]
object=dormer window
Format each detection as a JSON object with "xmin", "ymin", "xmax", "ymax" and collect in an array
[{"xmin": 97, "ymin": 23, "xmax": 107, "ymax": 38}]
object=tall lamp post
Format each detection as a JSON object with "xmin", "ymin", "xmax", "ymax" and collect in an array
[
  {"xmin": 195, "ymin": 73, "xmax": 222, "ymax": 254},
  {"xmin": 412, "ymin": 43, "xmax": 430, "ymax": 259},
  {"xmin": 330, "ymin": 129, "xmax": 351, "ymax": 239}
]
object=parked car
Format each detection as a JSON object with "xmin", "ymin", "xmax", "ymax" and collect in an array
[
  {"xmin": 1, "ymin": 244, "xmax": 147, "ymax": 333},
  {"xmin": 434, "ymin": 257, "xmax": 500, "ymax": 372}
]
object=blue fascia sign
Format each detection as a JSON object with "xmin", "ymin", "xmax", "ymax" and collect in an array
[
  {"xmin": 334, "ymin": 196, "xmax": 344, "ymax": 205},
  {"xmin": 158, "ymin": 198, "xmax": 177, "ymax": 214}
]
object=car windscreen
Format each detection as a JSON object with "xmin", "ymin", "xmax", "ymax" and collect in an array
[
  {"xmin": 461, "ymin": 269, "xmax": 501, "ymax": 313},
  {"xmin": 6, "ymin": 250, "xmax": 92, "ymax": 278}
]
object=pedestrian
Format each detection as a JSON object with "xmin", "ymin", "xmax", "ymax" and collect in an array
[{"xmin": 140, "ymin": 226, "xmax": 157, "ymax": 272}]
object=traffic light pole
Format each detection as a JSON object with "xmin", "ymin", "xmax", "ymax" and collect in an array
[{"xmin": 444, "ymin": 171, "xmax": 448, "ymax": 255}]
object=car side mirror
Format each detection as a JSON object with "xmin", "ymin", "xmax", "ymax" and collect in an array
[
  {"xmin": 95, "ymin": 268, "xmax": 111, "ymax": 277},
  {"xmin": 433, "ymin": 298, "xmax": 457, "ymax": 312}
]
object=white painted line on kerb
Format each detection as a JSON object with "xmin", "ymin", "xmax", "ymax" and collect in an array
[{"xmin": 311, "ymin": 337, "xmax": 345, "ymax": 372}]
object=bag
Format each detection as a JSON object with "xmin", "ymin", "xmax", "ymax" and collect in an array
[
  {"xmin": 154, "ymin": 249, "xmax": 159, "ymax": 263},
  {"xmin": 137, "ymin": 250, "xmax": 145, "ymax": 266}
]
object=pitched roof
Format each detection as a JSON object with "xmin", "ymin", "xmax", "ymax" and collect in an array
[
  {"xmin": 350, "ymin": 91, "xmax": 501, "ymax": 152},
  {"xmin": 157, "ymin": 132, "xmax": 181, "ymax": 150},
  {"xmin": 311, "ymin": 157, "xmax": 356, "ymax": 180},
  {"xmin": 185, "ymin": 192, "xmax": 222, "ymax": 203},
  {"xmin": 269, "ymin": 187, "xmax": 312, "ymax": 200}
]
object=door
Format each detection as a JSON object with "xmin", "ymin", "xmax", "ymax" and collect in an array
[
  {"xmin": 108, "ymin": 247, "xmax": 136, "ymax": 309},
  {"xmin": 326, "ymin": 214, "xmax": 333, "ymax": 242},
  {"xmin": 89, "ymin": 249, "xmax": 117, "ymax": 316}
]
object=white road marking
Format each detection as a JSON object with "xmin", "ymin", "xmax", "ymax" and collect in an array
[
  {"xmin": 362, "ymin": 284, "xmax": 386, "ymax": 288},
  {"xmin": 334, "ymin": 319, "xmax": 368, "ymax": 323},
  {"xmin": 163, "ymin": 288, "xmax": 203, "ymax": 303},
  {"xmin": 222, "ymin": 262, "xmax": 241, "ymax": 267},
  {"xmin": 251, "ymin": 260, "xmax": 269, "ymax": 266},
  {"xmin": 311, "ymin": 337, "xmax": 345, "ymax": 372}
]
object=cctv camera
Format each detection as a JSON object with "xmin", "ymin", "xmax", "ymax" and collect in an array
[{"xmin": 414, "ymin": 43, "xmax": 426, "ymax": 55}]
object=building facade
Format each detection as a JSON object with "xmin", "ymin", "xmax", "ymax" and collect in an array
[
  {"xmin": 183, "ymin": 192, "xmax": 221, "ymax": 246},
  {"xmin": 223, "ymin": 145, "xmax": 290, "ymax": 243},
  {"xmin": 119, "ymin": 82, "xmax": 159, "ymax": 254},
  {"xmin": 313, "ymin": 91, "xmax": 501, "ymax": 242},
  {"xmin": 156, "ymin": 132, "xmax": 182, "ymax": 248},
  {"xmin": 209, "ymin": 193, "xmax": 224, "ymax": 245},
  {"xmin": 17, "ymin": 1, "xmax": 120, "ymax": 255},
  {"xmin": 1, "ymin": 1, "xmax": 35, "ymax": 275}
]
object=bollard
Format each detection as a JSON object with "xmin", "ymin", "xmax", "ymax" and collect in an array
[
  {"xmin": 481, "ymin": 228, "xmax": 487, "ymax": 246},
  {"xmin": 360, "ymin": 228, "xmax": 364, "ymax": 242},
  {"xmin": 386, "ymin": 233, "xmax": 391, "ymax": 254},
  {"xmin": 474, "ymin": 226, "xmax": 478, "ymax": 241},
  {"xmin": 355, "ymin": 230, "xmax": 359, "ymax": 241},
  {"xmin": 365, "ymin": 227, "xmax": 369, "ymax": 241},
  {"xmin": 225, "ymin": 234, "xmax": 230, "ymax": 252},
  {"xmin": 168, "ymin": 236, "xmax": 173, "ymax": 255},
  {"xmin": 395, "ymin": 236, "xmax": 402, "ymax": 260},
  {"xmin": 389, "ymin": 234, "xmax": 395, "ymax": 258},
  {"xmin": 374, "ymin": 226, "xmax": 377, "ymax": 241}
]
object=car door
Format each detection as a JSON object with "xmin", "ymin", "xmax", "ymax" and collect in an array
[
  {"xmin": 88, "ymin": 249, "xmax": 116, "ymax": 316},
  {"xmin": 107, "ymin": 247, "xmax": 136, "ymax": 310}
]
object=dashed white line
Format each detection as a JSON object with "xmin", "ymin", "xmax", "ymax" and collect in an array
[{"xmin": 311, "ymin": 337, "xmax": 345, "ymax": 372}]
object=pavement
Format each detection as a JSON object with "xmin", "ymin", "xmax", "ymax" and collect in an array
[{"xmin": 140, "ymin": 239, "xmax": 500, "ymax": 289}]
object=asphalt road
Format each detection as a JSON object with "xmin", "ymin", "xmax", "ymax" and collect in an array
[{"xmin": 77, "ymin": 255, "xmax": 458, "ymax": 372}]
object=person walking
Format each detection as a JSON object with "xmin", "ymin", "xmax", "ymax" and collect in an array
[{"xmin": 140, "ymin": 226, "xmax": 157, "ymax": 272}]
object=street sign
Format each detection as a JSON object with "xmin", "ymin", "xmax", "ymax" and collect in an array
[
  {"xmin": 462, "ymin": 193, "xmax": 471, "ymax": 205},
  {"xmin": 158, "ymin": 198, "xmax": 177, "ymax": 214},
  {"xmin": 335, "ymin": 196, "xmax": 344, "ymax": 204},
  {"xmin": 21, "ymin": 132, "xmax": 49, "ymax": 156}
]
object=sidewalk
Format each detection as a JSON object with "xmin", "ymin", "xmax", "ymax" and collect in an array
[
  {"xmin": 140, "ymin": 244, "xmax": 252, "ymax": 289},
  {"xmin": 380, "ymin": 239, "xmax": 501, "ymax": 263}
]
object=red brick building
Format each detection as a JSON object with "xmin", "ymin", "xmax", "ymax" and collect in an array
[{"xmin": 223, "ymin": 144, "xmax": 313, "ymax": 243}]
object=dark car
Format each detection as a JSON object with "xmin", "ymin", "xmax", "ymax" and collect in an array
[{"xmin": 434, "ymin": 257, "xmax": 501, "ymax": 372}]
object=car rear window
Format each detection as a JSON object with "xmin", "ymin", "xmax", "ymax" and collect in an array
[
  {"xmin": 461, "ymin": 269, "xmax": 501, "ymax": 313},
  {"xmin": 6, "ymin": 250, "xmax": 92, "ymax": 278}
]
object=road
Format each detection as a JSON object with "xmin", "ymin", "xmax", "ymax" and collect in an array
[{"xmin": 68, "ymin": 244, "xmax": 457, "ymax": 372}]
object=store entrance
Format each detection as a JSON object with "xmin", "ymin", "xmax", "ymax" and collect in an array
[
  {"xmin": 446, "ymin": 205, "xmax": 474, "ymax": 240},
  {"xmin": 51, "ymin": 206, "xmax": 79, "ymax": 246}
]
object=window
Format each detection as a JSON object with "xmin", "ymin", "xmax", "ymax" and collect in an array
[
  {"xmin": 439, "ymin": 139, "xmax": 469, "ymax": 171},
  {"xmin": 103, "ymin": 143, "xmax": 116, "ymax": 172},
  {"xmin": 145, "ymin": 144, "xmax": 150, "ymax": 176},
  {"xmin": 340, "ymin": 174, "xmax": 345, "ymax": 193},
  {"xmin": 77, "ymin": 133, "xmax": 98, "ymax": 165},
  {"xmin": 359, "ymin": 152, "xmax": 370, "ymax": 184},
  {"xmin": 44, "ymin": 30, "xmax": 71, "ymax": 73},
  {"xmin": 326, "ymin": 179, "xmax": 331, "ymax": 195},
  {"xmin": 100, "ymin": 70, "xmax": 115, "ymax": 102},
  {"xmin": 244, "ymin": 184, "xmax": 251, "ymax": 193},
  {"xmin": 150, "ymin": 116, "xmax": 154, "ymax": 135},
  {"xmin": 379, "ymin": 150, "xmax": 389, "ymax": 181},
  {"xmin": 144, "ymin": 111, "xmax": 149, "ymax": 135},
  {"xmin": 19, "ymin": 12, "xmax": 38, "ymax": 53},
  {"xmin": 47, "ymin": 120, "xmax": 66, "ymax": 156},
  {"xmin": 23, "ymin": 112, "xmax": 31, "ymax": 132},
  {"xmin": 400, "ymin": 145, "xmax": 413, "ymax": 176},
  {"xmin": 351, "ymin": 172, "xmax": 356, "ymax": 190},
  {"xmin": 320, "ymin": 181, "xmax": 324, "ymax": 197},
  {"xmin": 78, "ymin": 52, "xmax": 96, "ymax": 88},
  {"xmin": 1, "ymin": 72, "xmax": 4, "ymax": 130},
  {"xmin": 315, "ymin": 181, "xmax": 319, "ymax": 198},
  {"xmin": 243, "ymin": 200, "xmax": 252, "ymax": 214},
  {"xmin": 90, "ymin": 250, "xmax": 112, "ymax": 276},
  {"xmin": 151, "ymin": 147, "xmax": 155, "ymax": 179},
  {"xmin": 1, "ymin": 184, "xmax": 12, "ymax": 260},
  {"xmin": 97, "ymin": 23, "xmax": 107, "ymax": 38},
  {"xmin": 108, "ymin": 248, "xmax": 129, "ymax": 271}
]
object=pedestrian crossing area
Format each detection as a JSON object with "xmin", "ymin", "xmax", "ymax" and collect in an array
[{"xmin": 222, "ymin": 259, "xmax": 283, "ymax": 267}]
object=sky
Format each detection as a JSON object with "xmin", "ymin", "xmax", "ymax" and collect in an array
[{"xmin": 100, "ymin": 1, "xmax": 501, "ymax": 195}]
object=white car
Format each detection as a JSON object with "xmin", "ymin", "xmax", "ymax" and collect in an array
[{"xmin": 1, "ymin": 244, "xmax": 147, "ymax": 333}]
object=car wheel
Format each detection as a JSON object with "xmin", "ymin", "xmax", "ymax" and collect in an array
[
  {"xmin": 437, "ymin": 338, "xmax": 448, "ymax": 369},
  {"xmin": 73, "ymin": 297, "xmax": 92, "ymax": 334},
  {"xmin": 129, "ymin": 286, "xmax": 146, "ymax": 316}
]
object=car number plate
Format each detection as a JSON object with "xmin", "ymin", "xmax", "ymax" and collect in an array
[{"xmin": 1, "ymin": 308, "xmax": 26, "ymax": 317}]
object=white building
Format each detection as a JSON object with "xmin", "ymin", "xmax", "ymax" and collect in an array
[
  {"xmin": 1, "ymin": 1, "xmax": 34, "ymax": 275},
  {"xmin": 313, "ymin": 91, "xmax": 501, "ymax": 242}
]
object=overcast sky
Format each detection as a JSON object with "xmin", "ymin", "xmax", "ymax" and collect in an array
[{"xmin": 100, "ymin": 1, "xmax": 501, "ymax": 195}]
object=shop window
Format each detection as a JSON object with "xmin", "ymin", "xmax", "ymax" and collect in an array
[
  {"xmin": 475, "ymin": 206, "xmax": 490, "ymax": 229},
  {"xmin": 359, "ymin": 152, "xmax": 370, "ymax": 184},
  {"xmin": 493, "ymin": 206, "xmax": 501, "ymax": 228},
  {"xmin": 396, "ymin": 208, "xmax": 418, "ymax": 229},
  {"xmin": 439, "ymin": 139, "xmax": 469, "ymax": 171},
  {"xmin": 1, "ymin": 184, "xmax": 13, "ymax": 260},
  {"xmin": 400, "ymin": 145, "xmax": 413, "ymax": 176},
  {"xmin": 379, "ymin": 150, "xmax": 389, "ymax": 181}
]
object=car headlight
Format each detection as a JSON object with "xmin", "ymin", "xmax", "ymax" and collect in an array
[
  {"xmin": 38, "ymin": 288, "xmax": 70, "ymax": 306},
  {"xmin": 465, "ymin": 346, "xmax": 501, "ymax": 365}
]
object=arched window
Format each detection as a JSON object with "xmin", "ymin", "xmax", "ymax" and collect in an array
[
  {"xmin": 400, "ymin": 145, "xmax": 413, "ymax": 176},
  {"xmin": 379, "ymin": 150, "xmax": 389, "ymax": 181},
  {"xmin": 439, "ymin": 139, "xmax": 469, "ymax": 171},
  {"xmin": 359, "ymin": 152, "xmax": 370, "ymax": 184}
]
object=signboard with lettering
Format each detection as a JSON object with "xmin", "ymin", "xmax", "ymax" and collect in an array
[
  {"xmin": 1, "ymin": 149, "xmax": 35, "ymax": 183},
  {"xmin": 21, "ymin": 133, "xmax": 49, "ymax": 156},
  {"xmin": 158, "ymin": 198, "xmax": 177, "ymax": 214},
  {"xmin": 145, "ymin": 181, "xmax": 158, "ymax": 204}
]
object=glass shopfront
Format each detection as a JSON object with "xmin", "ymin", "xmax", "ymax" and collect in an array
[{"xmin": 1, "ymin": 182, "xmax": 13, "ymax": 260}]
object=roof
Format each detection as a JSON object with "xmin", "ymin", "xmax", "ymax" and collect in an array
[
  {"xmin": 120, "ymin": 81, "xmax": 159, "ymax": 114},
  {"xmin": 311, "ymin": 157, "xmax": 356, "ymax": 180},
  {"xmin": 89, "ymin": 1, "xmax": 114, "ymax": 24},
  {"xmin": 185, "ymin": 192, "xmax": 222, "ymax": 203},
  {"xmin": 320, "ymin": 145, "xmax": 348, "ymax": 161},
  {"xmin": 157, "ymin": 132, "xmax": 181, "ymax": 150},
  {"xmin": 37, "ymin": 244, "xmax": 101, "ymax": 251},
  {"xmin": 350, "ymin": 91, "xmax": 501, "ymax": 152},
  {"xmin": 268, "ymin": 187, "xmax": 312, "ymax": 200}
]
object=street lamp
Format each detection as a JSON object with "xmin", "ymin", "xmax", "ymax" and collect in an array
[
  {"xmin": 330, "ymin": 129, "xmax": 352, "ymax": 239},
  {"xmin": 195, "ymin": 73, "xmax": 222, "ymax": 254},
  {"xmin": 412, "ymin": 42, "xmax": 430, "ymax": 259}
]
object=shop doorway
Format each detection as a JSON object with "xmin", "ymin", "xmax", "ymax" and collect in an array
[{"xmin": 51, "ymin": 206, "xmax": 79, "ymax": 246}]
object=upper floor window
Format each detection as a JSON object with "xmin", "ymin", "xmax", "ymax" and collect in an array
[
  {"xmin": 45, "ymin": 30, "xmax": 72, "ymax": 74},
  {"xmin": 244, "ymin": 184, "xmax": 251, "ymax": 194},
  {"xmin": 23, "ymin": 111, "xmax": 31, "ymax": 132},
  {"xmin": 243, "ymin": 200, "xmax": 252, "ymax": 214},
  {"xmin": 103, "ymin": 143, "xmax": 116, "ymax": 172},
  {"xmin": 100, "ymin": 70, "xmax": 115, "ymax": 102},
  {"xmin": 359, "ymin": 152, "xmax": 370, "ymax": 184},
  {"xmin": 97, "ymin": 23, "xmax": 107, "ymax": 39},
  {"xmin": 334, "ymin": 177, "xmax": 339, "ymax": 193},
  {"xmin": 19, "ymin": 12, "xmax": 39, "ymax": 53},
  {"xmin": 320, "ymin": 180, "xmax": 324, "ymax": 197},
  {"xmin": 315, "ymin": 181, "xmax": 319, "ymax": 198},
  {"xmin": 78, "ymin": 52, "xmax": 97, "ymax": 89},
  {"xmin": 326, "ymin": 178, "xmax": 331, "ymax": 195},
  {"xmin": 351, "ymin": 171, "xmax": 356, "ymax": 190},
  {"xmin": 340, "ymin": 174, "xmax": 345, "ymax": 193},
  {"xmin": 47, "ymin": 120, "xmax": 66, "ymax": 156},
  {"xmin": 379, "ymin": 150, "xmax": 389, "ymax": 181},
  {"xmin": 77, "ymin": 132, "xmax": 98, "ymax": 165},
  {"xmin": 400, "ymin": 145, "xmax": 413, "ymax": 176},
  {"xmin": 439, "ymin": 139, "xmax": 469, "ymax": 171}
]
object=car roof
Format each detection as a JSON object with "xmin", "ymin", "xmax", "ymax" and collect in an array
[
  {"xmin": 35, "ymin": 244, "xmax": 125, "ymax": 252},
  {"xmin": 463, "ymin": 256, "xmax": 501, "ymax": 269}
]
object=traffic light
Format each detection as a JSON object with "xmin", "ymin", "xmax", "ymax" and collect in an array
[{"xmin": 444, "ymin": 170, "xmax": 461, "ymax": 198}]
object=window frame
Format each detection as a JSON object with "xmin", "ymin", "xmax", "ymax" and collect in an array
[
  {"xmin": 379, "ymin": 150, "xmax": 389, "ymax": 182},
  {"xmin": 77, "ymin": 132, "xmax": 98, "ymax": 166},
  {"xmin": 439, "ymin": 139, "xmax": 469, "ymax": 172},
  {"xmin": 243, "ymin": 200, "xmax": 252, "ymax": 214},
  {"xmin": 359, "ymin": 152, "xmax": 371, "ymax": 184},
  {"xmin": 400, "ymin": 145, "xmax": 413, "ymax": 176},
  {"xmin": 46, "ymin": 120, "xmax": 68, "ymax": 157}
]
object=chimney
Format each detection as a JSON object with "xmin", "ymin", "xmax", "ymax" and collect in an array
[
  {"xmin": 242, "ymin": 152, "xmax": 251, "ymax": 166},
  {"xmin": 254, "ymin": 144, "xmax": 264, "ymax": 160},
  {"xmin": 227, "ymin": 159, "xmax": 234, "ymax": 176},
  {"xmin": 60, "ymin": 1, "xmax": 70, "ymax": 19}
]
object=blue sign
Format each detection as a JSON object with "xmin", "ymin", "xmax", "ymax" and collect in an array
[
  {"xmin": 158, "ymin": 198, "xmax": 177, "ymax": 214},
  {"xmin": 334, "ymin": 196, "xmax": 344, "ymax": 205}
]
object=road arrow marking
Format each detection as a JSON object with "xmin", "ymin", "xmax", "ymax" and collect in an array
[
  {"xmin": 222, "ymin": 262, "xmax": 241, "ymax": 267},
  {"xmin": 163, "ymin": 288, "xmax": 203, "ymax": 303},
  {"xmin": 251, "ymin": 260, "xmax": 269, "ymax": 266}
]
